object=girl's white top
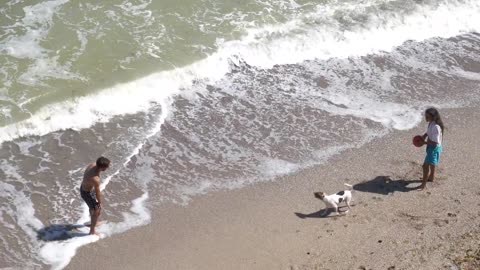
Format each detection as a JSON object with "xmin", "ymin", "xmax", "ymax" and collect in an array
[{"xmin": 427, "ymin": 122, "xmax": 442, "ymax": 145}]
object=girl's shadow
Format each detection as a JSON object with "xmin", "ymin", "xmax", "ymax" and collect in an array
[{"xmin": 352, "ymin": 176, "xmax": 421, "ymax": 195}]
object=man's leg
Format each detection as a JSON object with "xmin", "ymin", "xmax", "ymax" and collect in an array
[
  {"xmin": 428, "ymin": 165, "xmax": 436, "ymax": 182},
  {"xmin": 89, "ymin": 208, "xmax": 101, "ymax": 235},
  {"xmin": 419, "ymin": 163, "xmax": 430, "ymax": 190}
]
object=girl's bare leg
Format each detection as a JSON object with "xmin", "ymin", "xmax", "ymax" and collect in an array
[
  {"xmin": 428, "ymin": 165, "xmax": 436, "ymax": 182},
  {"xmin": 419, "ymin": 163, "xmax": 429, "ymax": 190}
]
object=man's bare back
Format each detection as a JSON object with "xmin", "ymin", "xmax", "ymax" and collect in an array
[{"xmin": 81, "ymin": 163, "xmax": 101, "ymax": 193}]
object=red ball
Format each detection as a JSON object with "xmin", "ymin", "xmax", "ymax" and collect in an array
[{"xmin": 412, "ymin": 135, "xmax": 424, "ymax": 147}]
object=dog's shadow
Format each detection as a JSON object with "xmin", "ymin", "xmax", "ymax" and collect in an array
[
  {"xmin": 295, "ymin": 176, "xmax": 421, "ymax": 219},
  {"xmin": 352, "ymin": 176, "xmax": 422, "ymax": 195},
  {"xmin": 295, "ymin": 207, "xmax": 350, "ymax": 219}
]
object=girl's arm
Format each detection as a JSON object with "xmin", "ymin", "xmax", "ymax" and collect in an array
[
  {"xmin": 422, "ymin": 133, "xmax": 428, "ymax": 140},
  {"xmin": 425, "ymin": 138, "xmax": 438, "ymax": 146}
]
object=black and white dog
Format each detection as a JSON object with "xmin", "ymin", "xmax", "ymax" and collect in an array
[{"xmin": 314, "ymin": 183, "xmax": 353, "ymax": 216}]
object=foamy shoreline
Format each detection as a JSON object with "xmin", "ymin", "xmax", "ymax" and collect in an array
[{"xmin": 66, "ymin": 107, "xmax": 480, "ymax": 270}]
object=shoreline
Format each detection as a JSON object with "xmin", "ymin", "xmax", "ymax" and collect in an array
[{"xmin": 67, "ymin": 107, "xmax": 480, "ymax": 270}]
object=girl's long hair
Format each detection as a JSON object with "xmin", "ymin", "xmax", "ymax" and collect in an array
[{"xmin": 425, "ymin": 107, "xmax": 445, "ymax": 133}]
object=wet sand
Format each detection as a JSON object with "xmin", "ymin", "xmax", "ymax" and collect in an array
[{"xmin": 68, "ymin": 107, "xmax": 480, "ymax": 270}]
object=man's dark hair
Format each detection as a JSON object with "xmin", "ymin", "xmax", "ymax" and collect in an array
[{"xmin": 96, "ymin": 156, "xmax": 110, "ymax": 169}]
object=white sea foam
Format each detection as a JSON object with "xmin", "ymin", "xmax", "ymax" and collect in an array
[
  {"xmin": 0, "ymin": 179, "xmax": 44, "ymax": 269},
  {"xmin": 258, "ymin": 130, "xmax": 385, "ymax": 180},
  {"xmin": 259, "ymin": 159, "xmax": 300, "ymax": 177},
  {"xmin": 218, "ymin": 0, "xmax": 480, "ymax": 68},
  {"xmin": 319, "ymin": 94, "xmax": 423, "ymax": 130},
  {"xmin": 38, "ymin": 176, "xmax": 152, "ymax": 269},
  {"xmin": 1, "ymin": 182, "xmax": 44, "ymax": 238},
  {"xmin": 39, "ymin": 193, "xmax": 150, "ymax": 270},
  {"xmin": 0, "ymin": 0, "xmax": 83, "ymax": 86},
  {"xmin": 0, "ymin": 45, "xmax": 235, "ymax": 143},
  {"xmin": 39, "ymin": 233, "xmax": 99, "ymax": 270}
]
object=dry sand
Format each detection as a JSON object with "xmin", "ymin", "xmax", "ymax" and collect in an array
[{"xmin": 68, "ymin": 107, "xmax": 480, "ymax": 270}]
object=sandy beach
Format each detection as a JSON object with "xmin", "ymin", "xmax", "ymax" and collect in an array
[{"xmin": 66, "ymin": 107, "xmax": 480, "ymax": 270}]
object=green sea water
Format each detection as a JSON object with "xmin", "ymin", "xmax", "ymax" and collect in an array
[{"xmin": 0, "ymin": 0, "xmax": 319, "ymax": 125}]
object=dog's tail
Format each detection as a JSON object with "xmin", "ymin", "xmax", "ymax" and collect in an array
[{"xmin": 344, "ymin": 183, "xmax": 353, "ymax": 191}]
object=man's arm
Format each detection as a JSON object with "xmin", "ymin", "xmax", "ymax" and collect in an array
[{"xmin": 93, "ymin": 177, "xmax": 102, "ymax": 207}]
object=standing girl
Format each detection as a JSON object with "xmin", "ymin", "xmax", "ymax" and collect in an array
[{"xmin": 419, "ymin": 108, "xmax": 445, "ymax": 190}]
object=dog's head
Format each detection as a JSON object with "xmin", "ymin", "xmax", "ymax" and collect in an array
[{"xmin": 313, "ymin": 192, "xmax": 326, "ymax": 200}]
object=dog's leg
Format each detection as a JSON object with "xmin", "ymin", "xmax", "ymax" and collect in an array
[
  {"xmin": 345, "ymin": 200, "xmax": 351, "ymax": 213},
  {"xmin": 333, "ymin": 205, "xmax": 340, "ymax": 215}
]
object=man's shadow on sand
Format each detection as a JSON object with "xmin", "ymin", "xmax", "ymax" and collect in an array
[
  {"xmin": 37, "ymin": 224, "xmax": 89, "ymax": 241},
  {"xmin": 295, "ymin": 176, "xmax": 421, "ymax": 219}
]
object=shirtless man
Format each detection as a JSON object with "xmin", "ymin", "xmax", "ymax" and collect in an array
[{"xmin": 80, "ymin": 157, "xmax": 110, "ymax": 235}]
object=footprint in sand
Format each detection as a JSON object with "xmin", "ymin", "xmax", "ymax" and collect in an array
[
  {"xmin": 447, "ymin": 212, "xmax": 457, "ymax": 218},
  {"xmin": 413, "ymin": 223, "xmax": 426, "ymax": 231},
  {"xmin": 433, "ymin": 219, "xmax": 449, "ymax": 227},
  {"xmin": 397, "ymin": 212, "xmax": 427, "ymax": 230}
]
